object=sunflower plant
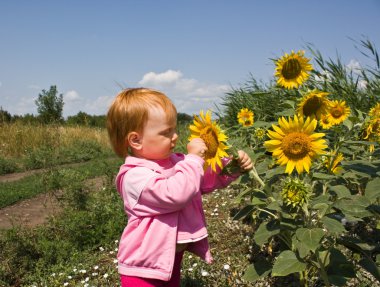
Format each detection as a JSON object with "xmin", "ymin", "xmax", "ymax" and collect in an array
[{"xmin": 221, "ymin": 39, "xmax": 380, "ymax": 286}]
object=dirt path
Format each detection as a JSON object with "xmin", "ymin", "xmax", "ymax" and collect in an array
[{"xmin": 0, "ymin": 173, "xmax": 105, "ymax": 230}]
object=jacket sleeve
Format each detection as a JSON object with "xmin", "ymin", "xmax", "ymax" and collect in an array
[
  {"xmin": 200, "ymin": 157, "xmax": 240, "ymax": 194},
  {"xmin": 123, "ymin": 154, "xmax": 204, "ymax": 216}
]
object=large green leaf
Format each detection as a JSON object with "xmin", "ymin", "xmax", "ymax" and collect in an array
[
  {"xmin": 242, "ymin": 260, "xmax": 272, "ymax": 281},
  {"xmin": 327, "ymin": 248, "xmax": 356, "ymax": 286},
  {"xmin": 312, "ymin": 173, "xmax": 336, "ymax": 180},
  {"xmin": 359, "ymin": 258, "xmax": 380, "ymax": 281},
  {"xmin": 272, "ymin": 250, "xmax": 306, "ymax": 277},
  {"xmin": 328, "ymin": 185, "xmax": 352, "ymax": 199},
  {"xmin": 334, "ymin": 196, "xmax": 373, "ymax": 219},
  {"xmin": 322, "ymin": 216, "xmax": 346, "ymax": 234},
  {"xmin": 295, "ymin": 228, "xmax": 325, "ymax": 253},
  {"xmin": 233, "ymin": 205, "xmax": 255, "ymax": 220},
  {"xmin": 254, "ymin": 220, "xmax": 280, "ymax": 246},
  {"xmin": 365, "ymin": 177, "xmax": 380, "ymax": 202},
  {"xmin": 342, "ymin": 161, "xmax": 378, "ymax": 177}
]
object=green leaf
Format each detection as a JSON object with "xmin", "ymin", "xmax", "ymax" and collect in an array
[
  {"xmin": 327, "ymin": 248, "xmax": 356, "ymax": 286},
  {"xmin": 275, "ymin": 108, "xmax": 295, "ymax": 117},
  {"xmin": 342, "ymin": 161, "xmax": 378, "ymax": 177},
  {"xmin": 267, "ymin": 201, "xmax": 281, "ymax": 211},
  {"xmin": 328, "ymin": 185, "xmax": 352, "ymax": 199},
  {"xmin": 295, "ymin": 228, "xmax": 325, "ymax": 253},
  {"xmin": 233, "ymin": 205, "xmax": 255, "ymax": 220},
  {"xmin": 311, "ymin": 194, "xmax": 330, "ymax": 205},
  {"xmin": 365, "ymin": 177, "xmax": 380, "ymax": 202},
  {"xmin": 343, "ymin": 118, "xmax": 353, "ymax": 130},
  {"xmin": 359, "ymin": 258, "xmax": 380, "ymax": 281},
  {"xmin": 312, "ymin": 172, "xmax": 336, "ymax": 180},
  {"xmin": 264, "ymin": 165, "xmax": 285, "ymax": 179},
  {"xmin": 242, "ymin": 260, "xmax": 272, "ymax": 281},
  {"xmin": 334, "ymin": 196, "xmax": 373, "ymax": 219},
  {"xmin": 312, "ymin": 203, "xmax": 330, "ymax": 218},
  {"xmin": 272, "ymin": 250, "xmax": 306, "ymax": 277},
  {"xmin": 293, "ymin": 237, "xmax": 309, "ymax": 258},
  {"xmin": 322, "ymin": 216, "xmax": 346, "ymax": 234},
  {"xmin": 253, "ymin": 220, "xmax": 280, "ymax": 246}
]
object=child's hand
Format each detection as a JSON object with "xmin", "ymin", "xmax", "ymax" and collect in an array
[
  {"xmin": 187, "ymin": 138, "xmax": 208, "ymax": 159},
  {"xmin": 237, "ymin": 150, "xmax": 253, "ymax": 172}
]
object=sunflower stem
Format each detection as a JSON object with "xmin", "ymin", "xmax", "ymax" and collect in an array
[{"xmin": 248, "ymin": 168, "xmax": 265, "ymax": 188}]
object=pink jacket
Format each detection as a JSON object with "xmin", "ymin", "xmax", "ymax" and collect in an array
[{"xmin": 115, "ymin": 153, "xmax": 238, "ymax": 281}]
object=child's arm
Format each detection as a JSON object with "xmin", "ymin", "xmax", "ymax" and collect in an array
[
  {"xmin": 201, "ymin": 150, "xmax": 253, "ymax": 193},
  {"xmin": 125, "ymin": 139, "xmax": 207, "ymax": 216}
]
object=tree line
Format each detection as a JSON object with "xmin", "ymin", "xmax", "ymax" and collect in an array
[{"xmin": 1, "ymin": 85, "xmax": 192, "ymax": 127}]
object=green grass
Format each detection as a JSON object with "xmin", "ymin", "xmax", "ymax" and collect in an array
[{"xmin": 0, "ymin": 157, "xmax": 122, "ymax": 209}]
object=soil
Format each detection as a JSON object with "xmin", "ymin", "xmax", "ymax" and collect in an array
[{"xmin": 0, "ymin": 169, "xmax": 105, "ymax": 230}]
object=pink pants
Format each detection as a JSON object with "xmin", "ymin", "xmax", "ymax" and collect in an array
[{"xmin": 120, "ymin": 251, "xmax": 184, "ymax": 287}]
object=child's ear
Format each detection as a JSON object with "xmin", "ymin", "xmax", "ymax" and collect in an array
[{"xmin": 127, "ymin": 132, "xmax": 142, "ymax": 150}]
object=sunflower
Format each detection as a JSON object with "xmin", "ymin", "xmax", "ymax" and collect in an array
[
  {"xmin": 237, "ymin": 108, "xmax": 254, "ymax": 127},
  {"xmin": 275, "ymin": 50, "xmax": 313, "ymax": 89},
  {"xmin": 369, "ymin": 102, "xmax": 380, "ymax": 118},
  {"xmin": 363, "ymin": 118, "xmax": 380, "ymax": 152},
  {"xmin": 264, "ymin": 115, "xmax": 327, "ymax": 174},
  {"xmin": 254, "ymin": 127, "xmax": 266, "ymax": 140},
  {"xmin": 297, "ymin": 90, "xmax": 331, "ymax": 120},
  {"xmin": 319, "ymin": 113, "xmax": 333, "ymax": 130},
  {"xmin": 189, "ymin": 110, "xmax": 229, "ymax": 172},
  {"xmin": 281, "ymin": 177, "xmax": 311, "ymax": 208},
  {"xmin": 324, "ymin": 151, "xmax": 344, "ymax": 174},
  {"xmin": 327, "ymin": 100, "xmax": 351, "ymax": 125}
]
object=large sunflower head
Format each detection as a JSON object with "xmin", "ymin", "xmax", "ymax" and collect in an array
[
  {"xmin": 297, "ymin": 90, "xmax": 331, "ymax": 121},
  {"xmin": 369, "ymin": 103, "xmax": 380, "ymax": 118},
  {"xmin": 264, "ymin": 115, "xmax": 328, "ymax": 174},
  {"xmin": 281, "ymin": 177, "xmax": 311, "ymax": 209},
  {"xmin": 327, "ymin": 100, "xmax": 351, "ymax": 125},
  {"xmin": 237, "ymin": 108, "xmax": 254, "ymax": 127},
  {"xmin": 275, "ymin": 50, "xmax": 313, "ymax": 90},
  {"xmin": 189, "ymin": 110, "xmax": 229, "ymax": 172}
]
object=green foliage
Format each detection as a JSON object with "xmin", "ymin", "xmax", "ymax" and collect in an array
[
  {"xmin": 22, "ymin": 140, "xmax": 111, "ymax": 170},
  {"xmin": 0, "ymin": 164, "xmax": 125, "ymax": 286},
  {"xmin": 0, "ymin": 107, "xmax": 12, "ymax": 123},
  {"xmin": 0, "ymin": 157, "xmax": 18, "ymax": 175},
  {"xmin": 35, "ymin": 85, "xmax": 64, "ymax": 124},
  {"xmin": 221, "ymin": 38, "xmax": 380, "ymax": 286},
  {"xmin": 66, "ymin": 111, "xmax": 106, "ymax": 127}
]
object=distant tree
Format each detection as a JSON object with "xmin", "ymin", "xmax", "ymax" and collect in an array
[
  {"xmin": 67, "ymin": 111, "xmax": 90, "ymax": 126},
  {"xmin": 35, "ymin": 85, "xmax": 64, "ymax": 124},
  {"xmin": 0, "ymin": 107, "xmax": 12, "ymax": 123},
  {"xmin": 66, "ymin": 112, "xmax": 106, "ymax": 127}
]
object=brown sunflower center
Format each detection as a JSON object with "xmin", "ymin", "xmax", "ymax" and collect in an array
[
  {"xmin": 244, "ymin": 119, "xmax": 252, "ymax": 126},
  {"xmin": 200, "ymin": 127, "xmax": 219, "ymax": 158},
  {"xmin": 302, "ymin": 96, "xmax": 322, "ymax": 117},
  {"xmin": 281, "ymin": 132, "xmax": 311, "ymax": 160},
  {"xmin": 330, "ymin": 107, "xmax": 344, "ymax": 118},
  {"xmin": 282, "ymin": 59, "xmax": 302, "ymax": 80}
]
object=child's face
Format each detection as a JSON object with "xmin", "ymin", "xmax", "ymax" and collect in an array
[{"xmin": 137, "ymin": 106, "xmax": 178, "ymax": 160}]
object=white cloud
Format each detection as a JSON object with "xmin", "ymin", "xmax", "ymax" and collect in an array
[
  {"xmin": 346, "ymin": 59, "xmax": 362, "ymax": 74},
  {"xmin": 82, "ymin": 95, "xmax": 115, "ymax": 116},
  {"xmin": 137, "ymin": 70, "xmax": 230, "ymax": 115},
  {"xmin": 0, "ymin": 82, "xmax": 2, "ymax": 88},
  {"xmin": 64, "ymin": 90, "xmax": 81, "ymax": 102},
  {"xmin": 138, "ymin": 70, "xmax": 183, "ymax": 86}
]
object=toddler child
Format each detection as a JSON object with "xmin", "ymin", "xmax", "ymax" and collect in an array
[{"xmin": 106, "ymin": 88, "xmax": 252, "ymax": 287}]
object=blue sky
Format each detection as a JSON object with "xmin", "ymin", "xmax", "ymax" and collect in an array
[{"xmin": 0, "ymin": 0, "xmax": 379, "ymax": 117}]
